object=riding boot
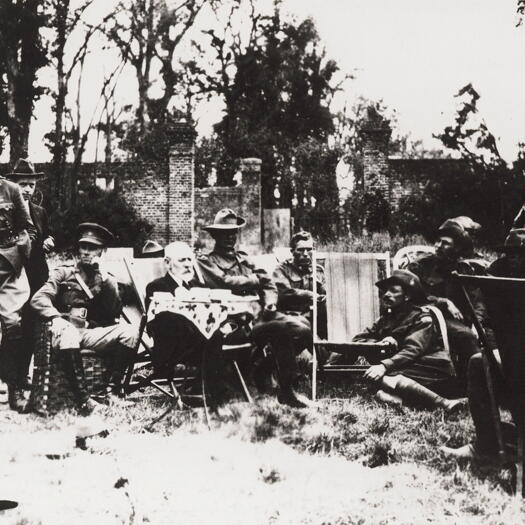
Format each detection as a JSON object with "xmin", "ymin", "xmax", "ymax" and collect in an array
[
  {"xmin": 393, "ymin": 376, "xmax": 465, "ymax": 412},
  {"xmin": 60, "ymin": 348, "xmax": 93, "ymax": 414},
  {"xmin": 8, "ymin": 385, "xmax": 26, "ymax": 412},
  {"xmin": 108, "ymin": 345, "xmax": 133, "ymax": 397},
  {"xmin": 1, "ymin": 330, "xmax": 27, "ymax": 412}
]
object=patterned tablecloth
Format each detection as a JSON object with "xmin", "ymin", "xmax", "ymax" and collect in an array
[{"xmin": 148, "ymin": 289, "xmax": 260, "ymax": 339}]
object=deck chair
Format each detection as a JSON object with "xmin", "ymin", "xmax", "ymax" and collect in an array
[
  {"xmin": 311, "ymin": 252, "xmax": 390, "ymax": 400},
  {"xmin": 123, "ymin": 257, "xmax": 253, "ymax": 405},
  {"xmin": 456, "ymin": 273, "xmax": 525, "ymax": 497},
  {"xmin": 392, "ymin": 245, "xmax": 434, "ymax": 270}
]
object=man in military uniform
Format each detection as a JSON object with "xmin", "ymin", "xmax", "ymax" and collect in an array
[
  {"xmin": 0, "ymin": 167, "xmax": 37, "ymax": 411},
  {"xmin": 407, "ymin": 219, "xmax": 489, "ymax": 384},
  {"xmin": 31, "ymin": 223, "xmax": 139, "ymax": 411},
  {"xmin": 489, "ymin": 228, "xmax": 525, "ymax": 278},
  {"xmin": 356, "ymin": 270, "xmax": 460, "ymax": 410},
  {"xmin": 197, "ymin": 208, "xmax": 312, "ymax": 408},
  {"xmin": 272, "ymin": 230, "xmax": 326, "ymax": 352},
  {"xmin": 6, "ymin": 159, "xmax": 55, "ymax": 398}
]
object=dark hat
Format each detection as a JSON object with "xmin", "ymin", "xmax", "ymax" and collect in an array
[
  {"xmin": 7, "ymin": 158, "xmax": 45, "ymax": 179},
  {"xmin": 203, "ymin": 208, "xmax": 246, "ymax": 231},
  {"xmin": 76, "ymin": 222, "xmax": 114, "ymax": 246},
  {"xmin": 437, "ymin": 219, "xmax": 473, "ymax": 254},
  {"xmin": 495, "ymin": 228, "xmax": 525, "ymax": 253},
  {"xmin": 141, "ymin": 240, "xmax": 164, "ymax": 258},
  {"xmin": 376, "ymin": 269, "xmax": 426, "ymax": 302}
]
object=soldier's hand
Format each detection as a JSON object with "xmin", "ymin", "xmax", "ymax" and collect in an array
[
  {"xmin": 445, "ymin": 299, "xmax": 464, "ymax": 321},
  {"xmin": 379, "ymin": 336, "xmax": 398, "ymax": 349},
  {"xmin": 91, "ymin": 256, "xmax": 109, "ymax": 281},
  {"xmin": 51, "ymin": 316, "xmax": 73, "ymax": 331},
  {"xmin": 364, "ymin": 364, "xmax": 387, "ymax": 381},
  {"xmin": 42, "ymin": 236, "xmax": 55, "ymax": 253}
]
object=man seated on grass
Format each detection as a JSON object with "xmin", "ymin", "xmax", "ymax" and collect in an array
[
  {"xmin": 350, "ymin": 269, "xmax": 463, "ymax": 411},
  {"xmin": 145, "ymin": 241, "xmax": 225, "ymax": 403},
  {"xmin": 198, "ymin": 208, "xmax": 312, "ymax": 408}
]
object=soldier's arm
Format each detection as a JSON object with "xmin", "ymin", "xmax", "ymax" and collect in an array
[
  {"xmin": 197, "ymin": 257, "xmax": 260, "ymax": 292},
  {"xmin": 272, "ymin": 265, "xmax": 313, "ymax": 310},
  {"xmin": 13, "ymin": 184, "xmax": 36, "ymax": 240},
  {"xmin": 352, "ymin": 317, "xmax": 383, "ymax": 343},
  {"xmin": 30, "ymin": 267, "xmax": 65, "ymax": 319},
  {"xmin": 380, "ymin": 316, "xmax": 434, "ymax": 371}
]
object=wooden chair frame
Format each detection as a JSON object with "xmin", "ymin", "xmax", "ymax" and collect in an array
[{"xmin": 311, "ymin": 251, "xmax": 390, "ymax": 400}]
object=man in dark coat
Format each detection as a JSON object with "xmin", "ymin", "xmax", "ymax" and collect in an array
[
  {"xmin": 6, "ymin": 159, "xmax": 55, "ymax": 401},
  {"xmin": 145, "ymin": 241, "xmax": 223, "ymax": 383},
  {"xmin": 197, "ymin": 208, "xmax": 312, "ymax": 408},
  {"xmin": 357, "ymin": 270, "xmax": 461, "ymax": 410},
  {"xmin": 407, "ymin": 219, "xmax": 489, "ymax": 384},
  {"xmin": 0, "ymin": 163, "xmax": 37, "ymax": 411}
]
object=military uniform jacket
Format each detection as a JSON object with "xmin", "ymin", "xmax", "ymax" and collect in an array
[
  {"xmin": 197, "ymin": 250, "xmax": 278, "ymax": 306},
  {"xmin": 353, "ymin": 304, "xmax": 454, "ymax": 375},
  {"xmin": 272, "ymin": 258, "xmax": 325, "ymax": 314},
  {"xmin": 31, "ymin": 262, "xmax": 122, "ymax": 327},
  {"xmin": 408, "ymin": 253, "xmax": 488, "ymax": 325},
  {"xmin": 0, "ymin": 178, "xmax": 36, "ymax": 274}
]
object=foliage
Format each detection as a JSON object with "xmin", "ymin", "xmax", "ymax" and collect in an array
[
  {"xmin": 0, "ymin": 0, "xmax": 48, "ymax": 162},
  {"xmin": 49, "ymin": 186, "xmax": 153, "ymax": 250}
]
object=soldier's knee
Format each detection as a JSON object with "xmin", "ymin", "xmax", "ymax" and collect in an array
[{"xmin": 116, "ymin": 324, "xmax": 140, "ymax": 349}]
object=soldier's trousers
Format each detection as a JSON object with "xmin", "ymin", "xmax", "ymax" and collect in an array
[
  {"xmin": 446, "ymin": 319, "xmax": 480, "ymax": 385},
  {"xmin": 467, "ymin": 352, "xmax": 516, "ymax": 456},
  {"xmin": 0, "ymin": 261, "xmax": 30, "ymax": 386},
  {"xmin": 251, "ymin": 312, "xmax": 311, "ymax": 390}
]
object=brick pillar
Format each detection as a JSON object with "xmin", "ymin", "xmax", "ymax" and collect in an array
[
  {"xmin": 168, "ymin": 120, "xmax": 196, "ymax": 244},
  {"xmin": 359, "ymin": 106, "xmax": 392, "ymax": 199},
  {"xmin": 239, "ymin": 157, "xmax": 262, "ymax": 250}
]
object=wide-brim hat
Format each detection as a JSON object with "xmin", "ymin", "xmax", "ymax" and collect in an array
[
  {"xmin": 494, "ymin": 228, "xmax": 525, "ymax": 253},
  {"xmin": 7, "ymin": 158, "xmax": 45, "ymax": 179},
  {"xmin": 376, "ymin": 269, "xmax": 426, "ymax": 303},
  {"xmin": 77, "ymin": 222, "xmax": 114, "ymax": 246},
  {"xmin": 140, "ymin": 240, "xmax": 164, "ymax": 257},
  {"xmin": 203, "ymin": 208, "xmax": 246, "ymax": 231}
]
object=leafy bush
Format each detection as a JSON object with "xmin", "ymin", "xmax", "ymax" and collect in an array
[{"xmin": 49, "ymin": 187, "xmax": 153, "ymax": 251}]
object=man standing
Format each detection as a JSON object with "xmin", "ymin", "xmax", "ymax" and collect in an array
[
  {"xmin": 31, "ymin": 223, "xmax": 138, "ymax": 412},
  {"xmin": 0, "ymin": 166, "xmax": 36, "ymax": 411},
  {"xmin": 408, "ymin": 219, "xmax": 488, "ymax": 384},
  {"xmin": 6, "ymin": 159, "xmax": 55, "ymax": 398},
  {"xmin": 198, "ymin": 208, "xmax": 312, "ymax": 408}
]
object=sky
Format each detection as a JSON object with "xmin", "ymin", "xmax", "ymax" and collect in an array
[{"xmin": 18, "ymin": 0, "xmax": 525, "ymax": 163}]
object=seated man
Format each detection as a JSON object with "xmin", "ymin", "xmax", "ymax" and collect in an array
[
  {"xmin": 31, "ymin": 223, "xmax": 139, "ymax": 412},
  {"xmin": 489, "ymin": 228, "xmax": 525, "ymax": 278},
  {"xmin": 354, "ymin": 270, "xmax": 461, "ymax": 410},
  {"xmin": 145, "ymin": 241, "xmax": 224, "ymax": 394},
  {"xmin": 198, "ymin": 208, "xmax": 312, "ymax": 408},
  {"xmin": 408, "ymin": 219, "xmax": 489, "ymax": 383},
  {"xmin": 272, "ymin": 230, "xmax": 326, "ymax": 343}
]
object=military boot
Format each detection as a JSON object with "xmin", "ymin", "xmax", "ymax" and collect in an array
[{"xmin": 8, "ymin": 385, "xmax": 26, "ymax": 412}]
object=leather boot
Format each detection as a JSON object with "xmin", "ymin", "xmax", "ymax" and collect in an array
[
  {"xmin": 8, "ymin": 385, "xmax": 26, "ymax": 412},
  {"xmin": 277, "ymin": 386, "xmax": 314, "ymax": 408},
  {"xmin": 108, "ymin": 345, "xmax": 133, "ymax": 397}
]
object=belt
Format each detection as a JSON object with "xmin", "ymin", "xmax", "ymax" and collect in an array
[{"xmin": 68, "ymin": 307, "xmax": 88, "ymax": 319}]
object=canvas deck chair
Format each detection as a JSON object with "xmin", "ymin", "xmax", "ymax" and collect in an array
[
  {"xmin": 312, "ymin": 252, "xmax": 390, "ymax": 400},
  {"xmin": 456, "ymin": 273, "xmax": 525, "ymax": 497},
  {"xmin": 123, "ymin": 257, "xmax": 253, "ymax": 405}
]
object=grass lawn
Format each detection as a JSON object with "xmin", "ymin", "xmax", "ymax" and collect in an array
[{"xmin": 0, "ymin": 378, "xmax": 524, "ymax": 525}]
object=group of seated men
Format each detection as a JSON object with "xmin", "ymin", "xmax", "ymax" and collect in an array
[{"xmin": 0, "ymin": 161, "xmax": 522, "ymax": 464}]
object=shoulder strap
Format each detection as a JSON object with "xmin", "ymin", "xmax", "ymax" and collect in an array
[
  {"xmin": 74, "ymin": 271, "xmax": 94, "ymax": 300},
  {"xmin": 422, "ymin": 304, "xmax": 449, "ymax": 355}
]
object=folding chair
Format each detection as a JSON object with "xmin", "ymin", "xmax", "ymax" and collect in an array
[
  {"xmin": 311, "ymin": 252, "xmax": 390, "ymax": 400},
  {"xmin": 122, "ymin": 257, "xmax": 254, "ymax": 405},
  {"xmin": 455, "ymin": 273, "xmax": 525, "ymax": 497}
]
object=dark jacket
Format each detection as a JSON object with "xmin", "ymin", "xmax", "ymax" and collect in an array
[
  {"xmin": 145, "ymin": 272, "xmax": 201, "ymax": 311},
  {"xmin": 25, "ymin": 201, "xmax": 51, "ymax": 293},
  {"xmin": 408, "ymin": 253, "xmax": 488, "ymax": 325},
  {"xmin": 353, "ymin": 303, "xmax": 455, "ymax": 378},
  {"xmin": 197, "ymin": 249, "xmax": 277, "ymax": 307},
  {"xmin": 0, "ymin": 178, "xmax": 36, "ymax": 274},
  {"xmin": 31, "ymin": 261, "xmax": 122, "ymax": 327},
  {"xmin": 272, "ymin": 258, "xmax": 325, "ymax": 314}
]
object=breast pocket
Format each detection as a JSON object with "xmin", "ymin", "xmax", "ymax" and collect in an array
[{"xmin": 58, "ymin": 281, "xmax": 85, "ymax": 307}]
